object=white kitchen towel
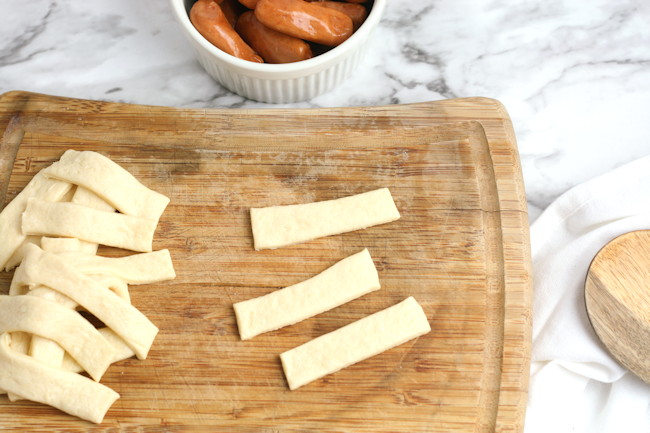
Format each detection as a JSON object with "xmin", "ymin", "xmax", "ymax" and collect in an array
[{"xmin": 525, "ymin": 155, "xmax": 650, "ymax": 433}]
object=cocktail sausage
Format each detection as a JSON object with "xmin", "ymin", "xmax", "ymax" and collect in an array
[
  {"xmin": 255, "ymin": 0, "xmax": 353, "ymax": 46},
  {"xmin": 190, "ymin": 0, "xmax": 263, "ymax": 62},
  {"xmin": 236, "ymin": 11, "xmax": 313, "ymax": 63}
]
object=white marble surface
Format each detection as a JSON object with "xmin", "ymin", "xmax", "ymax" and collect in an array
[{"xmin": 2, "ymin": 0, "xmax": 650, "ymax": 430}]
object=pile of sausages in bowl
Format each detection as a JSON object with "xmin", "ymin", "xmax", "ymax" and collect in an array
[
  {"xmin": 170, "ymin": 0, "xmax": 386, "ymax": 103},
  {"xmin": 189, "ymin": 0, "xmax": 372, "ymax": 64}
]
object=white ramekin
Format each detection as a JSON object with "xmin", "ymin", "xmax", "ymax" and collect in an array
[{"xmin": 169, "ymin": 0, "xmax": 386, "ymax": 103}]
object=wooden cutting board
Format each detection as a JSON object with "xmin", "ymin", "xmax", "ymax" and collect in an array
[{"xmin": 0, "ymin": 91, "xmax": 531, "ymax": 433}]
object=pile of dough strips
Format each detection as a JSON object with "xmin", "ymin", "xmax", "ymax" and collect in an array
[
  {"xmin": 0, "ymin": 150, "xmax": 176, "ymax": 423},
  {"xmin": 238, "ymin": 188, "xmax": 431, "ymax": 390}
]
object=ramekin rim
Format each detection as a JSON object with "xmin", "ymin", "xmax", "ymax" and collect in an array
[{"xmin": 169, "ymin": 0, "xmax": 387, "ymax": 75}]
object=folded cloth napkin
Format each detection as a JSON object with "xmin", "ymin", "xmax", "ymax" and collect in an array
[{"xmin": 525, "ymin": 155, "xmax": 650, "ymax": 433}]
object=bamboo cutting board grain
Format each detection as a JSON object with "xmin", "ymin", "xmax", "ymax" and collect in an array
[{"xmin": 0, "ymin": 91, "xmax": 531, "ymax": 433}]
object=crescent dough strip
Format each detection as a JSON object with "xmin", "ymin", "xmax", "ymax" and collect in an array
[
  {"xmin": 92, "ymin": 275, "xmax": 131, "ymax": 303},
  {"xmin": 4, "ymin": 236, "xmax": 41, "ymax": 272},
  {"xmin": 13, "ymin": 244, "xmax": 159, "ymax": 360},
  {"xmin": 41, "ymin": 237, "xmax": 98, "ymax": 255},
  {"xmin": 250, "ymin": 188, "xmax": 401, "ymax": 250},
  {"xmin": 54, "ymin": 249, "xmax": 176, "ymax": 285},
  {"xmin": 29, "ymin": 280, "xmax": 130, "ymax": 378},
  {"xmin": 43, "ymin": 150, "xmax": 170, "ymax": 222},
  {"xmin": 26, "ymin": 286, "xmax": 78, "ymax": 378},
  {"xmin": 0, "ymin": 332, "xmax": 31, "ymax": 396},
  {"xmin": 5, "ymin": 285, "xmax": 78, "ymax": 402},
  {"xmin": 9, "ymin": 279, "xmax": 129, "ymax": 392},
  {"xmin": 72, "ymin": 186, "xmax": 116, "ymax": 212},
  {"xmin": 28, "ymin": 236, "xmax": 122, "ymax": 381},
  {"xmin": 0, "ymin": 333, "xmax": 119, "ymax": 424},
  {"xmin": 0, "ymin": 295, "xmax": 115, "ymax": 382},
  {"xmin": 70, "ymin": 186, "xmax": 118, "ymax": 255},
  {"xmin": 62, "ymin": 328, "xmax": 136, "ymax": 374},
  {"xmin": 280, "ymin": 296, "xmax": 431, "ymax": 390},
  {"xmin": 22, "ymin": 199, "xmax": 157, "ymax": 252},
  {"xmin": 234, "ymin": 249, "xmax": 380, "ymax": 340},
  {"xmin": 0, "ymin": 170, "xmax": 73, "ymax": 270}
]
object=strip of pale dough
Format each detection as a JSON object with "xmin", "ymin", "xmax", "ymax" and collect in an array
[
  {"xmin": 6, "ymin": 236, "xmax": 79, "ymax": 401},
  {"xmin": 54, "ymin": 249, "xmax": 176, "ymax": 285},
  {"xmin": 26, "ymin": 286, "xmax": 78, "ymax": 381},
  {"xmin": 234, "ymin": 249, "xmax": 380, "ymax": 340},
  {"xmin": 0, "ymin": 332, "xmax": 31, "ymax": 397},
  {"xmin": 22, "ymin": 199, "xmax": 157, "ymax": 252},
  {"xmin": 280, "ymin": 296, "xmax": 431, "ymax": 390},
  {"xmin": 70, "ymin": 186, "xmax": 118, "ymax": 254},
  {"xmin": 43, "ymin": 150, "xmax": 170, "ymax": 222},
  {"xmin": 72, "ymin": 186, "xmax": 116, "ymax": 212},
  {"xmin": 41, "ymin": 236, "xmax": 97, "ymax": 255},
  {"xmin": 250, "ymin": 188, "xmax": 400, "ymax": 250},
  {"xmin": 61, "ymin": 328, "xmax": 136, "ymax": 374},
  {"xmin": 28, "ymin": 237, "xmax": 106, "ymax": 378},
  {"xmin": 13, "ymin": 244, "xmax": 158, "ymax": 360},
  {"xmin": 4, "ymin": 235, "xmax": 42, "ymax": 271},
  {"xmin": 0, "ymin": 333, "xmax": 119, "ymax": 424},
  {"xmin": 0, "ymin": 170, "xmax": 73, "ymax": 269},
  {"xmin": 0, "ymin": 295, "xmax": 115, "ymax": 382},
  {"xmin": 9, "ymin": 278, "xmax": 126, "ymax": 399},
  {"xmin": 29, "ymin": 281, "xmax": 130, "ymax": 376}
]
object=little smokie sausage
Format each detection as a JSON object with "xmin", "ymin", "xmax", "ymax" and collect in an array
[
  {"xmin": 238, "ymin": 0, "xmax": 260, "ymax": 8},
  {"xmin": 255, "ymin": 0, "xmax": 353, "ymax": 46},
  {"xmin": 190, "ymin": 0, "xmax": 263, "ymax": 62},
  {"xmin": 217, "ymin": 0, "xmax": 243, "ymax": 28},
  {"xmin": 312, "ymin": 1, "xmax": 368, "ymax": 31},
  {"xmin": 236, "ymin": 11, "xmax": 313, "ymax": 63}
]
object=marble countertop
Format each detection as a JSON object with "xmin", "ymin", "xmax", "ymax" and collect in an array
[
  {"xmin": 3, "ymin": 0, "xmax": 649, "ymax": 222},
  {"xmin": 2, "ymin": 0, "xmax": 650, "ymax": 430}
]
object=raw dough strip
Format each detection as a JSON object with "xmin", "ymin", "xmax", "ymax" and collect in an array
[
  {"xmin": 26, "ymin": 286, "xmax": 78, "ymax": 382},
  {"xmin": 93, "ymin": 275, "xmax": 131, "ymax": 303},
  {"xmin": 25, "ymin": 248, "xmax": 157, "ymax": 375},
  {"xmin": 234, "ymin": 249, "xmax": 380, "ymax": 340},
  {"xmin": 0, "ymin": 333, "xmax": 119, "ymax": 424},
  {"xmin": 250, "ymin": 188, "xmax": 401, "ymax": 250},
  {"xmin": 55, "ymin": 249, "xmax": 177, "ymax": 285},
  {"xmin": 28, "ymin": 239, "xmax": 132, "ymax": 381},
  {"xmin": 0, "ymin": 170, "xmax": 73, "ymax": 270},
  {"xmin": 70, "ymin": 186, "xmax": 118, "ymax": 254},
  {"xmin": 43, "ymin": 149, "xmax": 170, "ymax": 222},
  {"xmin": 41, "ymin": 236, "xmax": 99, "ymax": 255},
  {"xmin": 72, "ymin": 186, "xmax": 116, "ymax": 212},
  {"xmin": 22, "ymin": 198, "xmax": 158, "ymax": 252},
  {"xmin": 29, "ymin": 280, "xmax": 131, "ymax": 377},
  {"xmin": 3, "ymin": 187, "xmax": 108, "ymax": 269},
  {"xmin": 5, "ymin": 278, "xmax": 130, "ymax": 399},
  {"xmin": 0, "ymin": 332, "xmax": 31, "ymax": 396},
  {"xmin": 280, "ymin": 296, "xmax": 431, "ymax": 390},
  {"xmin": 0, "ymin": 295, "xmax": 115, "ymax": 382},
  {"xmin": 29, "ymin": 240, "xmax": 83, "ymax": 372},
  {"xmin": 62, "ymin": 328, "xmax": 136, "ymax": 374},
  {"xmin": 13, "ymin": 245, "xmax": 159, "ymax": 360},
  {"xmin": 4, "ymin": 235, "xmax": 42, "ymax": 271}
]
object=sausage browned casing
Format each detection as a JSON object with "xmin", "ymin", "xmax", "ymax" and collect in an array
[
  {"xmin": 313, "ymin": 1, "xmax": 368, "ymax": 31},
  {"xmin": 238, "ymin": 0, "xmax": 260, "ymax": 9},
  {"xmin": 218, "ymin": 0, "xmax": 244, "ymax": 28},
  {"xmin": 190, "ymin": 0, "xmax": 263, "ymax": 62},
  {"xmin": 236, "ymin": 11, "xmax": 313, "ymax": 63},
  {"xmin": 255, "ymin": 0, "xmax": 353, "ymax": 46}
]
